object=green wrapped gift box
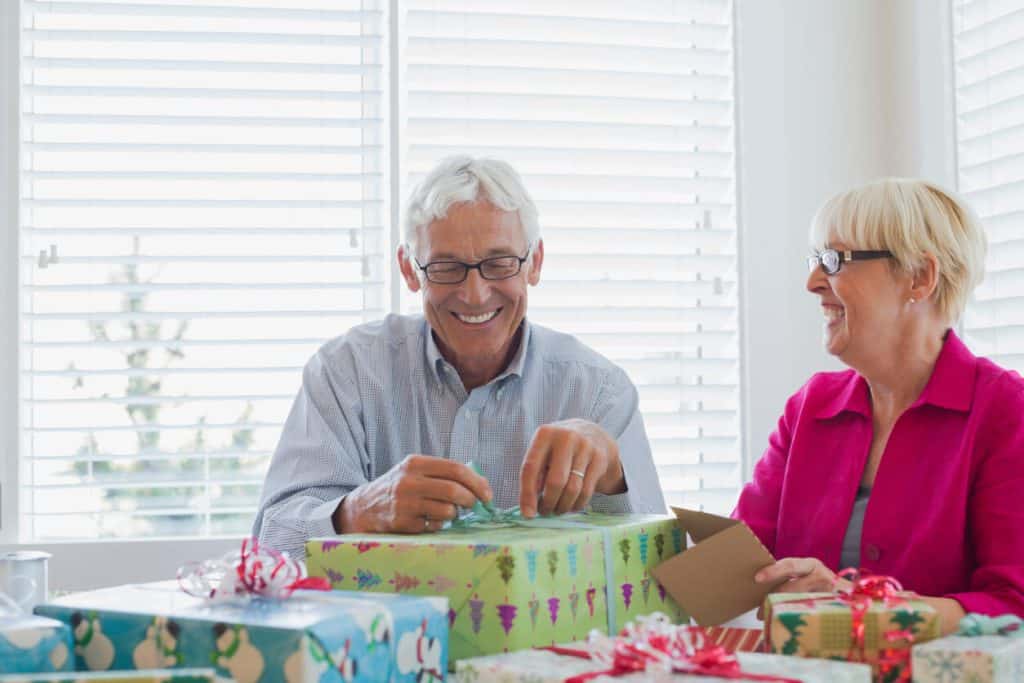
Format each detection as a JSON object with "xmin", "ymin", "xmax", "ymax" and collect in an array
[{"xmin": 307, "ymin": 512, "xmax": 686, "ymax": 663}]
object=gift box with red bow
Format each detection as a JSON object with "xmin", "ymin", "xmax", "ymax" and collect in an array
[
  {"xmin": 763, "ymin": 574, "xmax": 941, "ymax": 683},
  {"xmin": 35, "ymin": 540, "xmax": 449, "ymax": 683}
]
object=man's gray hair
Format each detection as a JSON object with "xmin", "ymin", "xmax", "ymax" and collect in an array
[{"xmin": 403, "ymin": 156, "xmax": 540, "ymax": 257}]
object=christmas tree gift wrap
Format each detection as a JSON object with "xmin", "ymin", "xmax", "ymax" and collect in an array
[
  {"xmin": 0, "ymin": 614, "xmax": 74, "ymax": 674},
  {"xmin": 306, "ymin": 512, "xmax": 687, "ymax": 662},
  {"xmin": 763, "ymin": 577, "xmax": 940, "ymax": 682},
  {"xmin": 35, "ymin": 582, "xmax": 448, "ymax": 683},
  {"xmin": 0, "ymin": 668, "xmax": 215, "ymax": 683},
  {"xmin": 910, "ymin": 614, "xmax": 1024, "ymax": 683}
]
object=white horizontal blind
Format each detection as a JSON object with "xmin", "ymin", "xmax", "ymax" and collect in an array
[
  {"xmin": 19, "ymin": 0, "xmax": 386, "ymax": 540},
  {"xmin": 402, "ymin": 0, "xmax": 741, "ymax": 512},
  {"xmin": 953, "ymin": 0, "xmax": 1024, "ymax": 365}
]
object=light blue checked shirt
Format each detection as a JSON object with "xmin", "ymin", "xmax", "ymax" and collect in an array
[{"xmin": 253, "ymin": 314, "xmax": 665, "ymax": 558}]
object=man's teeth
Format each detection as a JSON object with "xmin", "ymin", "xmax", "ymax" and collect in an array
[
  {"xmin": 456, "ymin": 310, "xmax": 498, "ymax": 324},
  {"xmin": 824, "ymin": 307, "xmax": 845, "ymax": 322}
]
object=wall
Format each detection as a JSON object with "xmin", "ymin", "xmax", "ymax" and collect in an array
[{"xmin": 735, "ymin": 0, "xmax": 956, "ymax": 476}]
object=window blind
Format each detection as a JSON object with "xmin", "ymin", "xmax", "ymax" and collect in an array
[
  {"xmin": 19, "ymin": 0, "xmax": 386, "ymax": 540},
  {"xmin": 953, "ymin": 0, "xmax": 1024, "ymax": 368},
  {"xmin": 16, "ymin": 0, "xmax": 741, "ymax": 542},
  {"xmin": 401, "ymin": 0, "xmax": 741, "ymax": 513}
]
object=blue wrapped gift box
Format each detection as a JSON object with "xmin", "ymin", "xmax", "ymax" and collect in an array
[
  {"xmin": 35, "ymin": 582, "xmax": 448, "ymax": 683},
  {"xmin": 0, "ymin": 614, "xmax": 73, "ymax": 674},
  {"xmin": 0, "ymin": 668, "xmax": 215, "ymax": 682}
]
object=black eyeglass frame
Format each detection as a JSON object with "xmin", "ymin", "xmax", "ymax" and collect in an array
[
  {"xmin": 807, "ymin": 248, "xmax": 893, "ymax": 276},
  {"xmin": 414, "ymin": 243, "xmax": 534, "ymax": 285}
]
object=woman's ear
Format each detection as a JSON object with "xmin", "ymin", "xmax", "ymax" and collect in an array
[{"xmin": 910, "ymin": 252, "xmax": 940, "ymax": 303}]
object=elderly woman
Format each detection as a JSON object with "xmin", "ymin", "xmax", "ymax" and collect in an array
[{"xmin": 735, "ymin": 178, "xmax": 1024, "ymax": 633}]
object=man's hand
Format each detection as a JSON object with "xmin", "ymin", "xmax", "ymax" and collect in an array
[
  {"xmin": 519, "ymin": 418, "xmax": 625, "ymax": 518},
  {"xmin": 333, "ymin": 455, "xmax": 492, "ymax": 534}
]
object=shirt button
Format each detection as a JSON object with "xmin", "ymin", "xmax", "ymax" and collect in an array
[{"xmin": 865, "ymin": 544, "xmax": 881, "ymax": 562}]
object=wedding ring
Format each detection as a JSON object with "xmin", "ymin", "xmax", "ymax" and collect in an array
[{"xmin": 570, "ymin": 469, "xmax": 585, "ymax": 479}]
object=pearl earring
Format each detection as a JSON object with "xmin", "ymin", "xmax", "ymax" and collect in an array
[{"xmin": 909, "ymin": 298, "xmax": 916, "ymax": 304}]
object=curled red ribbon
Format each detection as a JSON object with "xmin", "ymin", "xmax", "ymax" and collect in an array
[
  {"xmin": 541, "ymin": 620, "xmax": 801, "ymax": 683},
  {"xmin": 178, "ymin": 538, "xmax": 331, "ymax": 601}
]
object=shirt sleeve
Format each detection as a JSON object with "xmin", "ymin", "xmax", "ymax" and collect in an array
[
  {"xmin": 588, "ymin": 366, "xmax": 666, "ymax": 514},
  {"xmin": 946, "ymin": 376, "xmax": 1024, "ymax": 617},
  {"xmin": 731, "ymin": 392, "xmax": 799, "ymax": 554},
  {"xmin": 251, "ymin": 350, "xmax": 370, "ymax": 559}
]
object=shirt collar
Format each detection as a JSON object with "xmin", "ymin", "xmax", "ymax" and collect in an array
[
  {"xmin": 815, "ymin": 328, "xmax": 976, "ymax": 419},
  {"xmin": 424, "ymin": 319, "xmax": 532, "ymax": 387}
]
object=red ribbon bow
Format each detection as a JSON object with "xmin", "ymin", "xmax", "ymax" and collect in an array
[
  {"xmin": 542, "ymin": 619, "xmax": 801, "ymax": 683},
  {"xmin": 179, "ymin": 538, "xmax": 331, "ymax": 601}
]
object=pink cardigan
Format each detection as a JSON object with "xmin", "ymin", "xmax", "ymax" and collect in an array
[{"xmin": 734, "ymin": 330, "xmax": 1024, "ymax": 617}]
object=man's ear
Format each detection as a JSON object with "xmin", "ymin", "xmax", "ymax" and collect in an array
[
  {"xmin": 910, "ymin": 252, "xmax": 940, "ymax": 303},
  {"xmin": 527, "ymin": 239, "xmax": 544, "ymax": 286},
  {"xmin": 397, "ymin": 244, "xmax": 422, "ymax": 293}
]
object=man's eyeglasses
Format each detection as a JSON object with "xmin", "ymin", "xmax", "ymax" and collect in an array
[
  {"xmin": 807, "ymin": 248, "xmax": 893, "ymax": 276},
  {"xmin": 415, "ymin": 244, "xmax": 533, "ymax": 285}
]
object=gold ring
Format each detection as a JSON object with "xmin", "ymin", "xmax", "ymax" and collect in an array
[{"xmin": 570, "ymin": 469, "xmax": 585, "ymax": 479}]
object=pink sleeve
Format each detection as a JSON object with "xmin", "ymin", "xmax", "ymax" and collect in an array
[
  {"xmin": 731, "ymin": 392, "xmax": 799, "ymax": 554},
  {"xmin": 947, "ymin": 377, "xmax": 1024, "ymax": 618}
]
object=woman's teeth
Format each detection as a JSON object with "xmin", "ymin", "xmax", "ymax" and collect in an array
[{"xmin": 824, "ymin": 307, "xmax": 845, "ymax": 322}]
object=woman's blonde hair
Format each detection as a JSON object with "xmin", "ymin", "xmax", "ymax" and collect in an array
[{"xmin": 810, "ymin": 178, "xmax": 988, "ymax": 325}]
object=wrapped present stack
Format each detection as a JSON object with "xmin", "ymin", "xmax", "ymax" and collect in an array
[
  {"xmin": 911, "ymin": 613, "xmax": 1024, "ymax": 682},
  {"xmin": 307, "ymin": 511, "xmax": 687, "ymax": 662},
  {"xmin": 763, "ymin": 573, "xmax": 941, "ymax": 682},
  {"xmin": 34, "ymin": 540, "xmax": 449, "ymax": 683},
  {"xmin": 454, "ymin": 612, "xmax": 872, "ymax": 682}
]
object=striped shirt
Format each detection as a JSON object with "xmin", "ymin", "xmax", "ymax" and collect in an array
[{"xmin": 253, "ymin": 314, "xmax": 665, "ymax": 558}]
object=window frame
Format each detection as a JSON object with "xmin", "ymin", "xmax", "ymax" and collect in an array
[{"xmin": 2, "ymin": 0, "xmax": 750, "ymax": 589}]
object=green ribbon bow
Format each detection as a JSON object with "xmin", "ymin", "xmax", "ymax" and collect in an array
[
  {"xmin": 450, "ymin": 461, "xmax": 526, "ymax": 527},
  {"xmin": 956, "ymin": 613, "xmax": 1024, "ymax": 637}
]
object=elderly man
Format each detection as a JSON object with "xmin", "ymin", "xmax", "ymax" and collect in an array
[{"xmin": 253, "ymin": 156, "xmax": 665, "ymax": 558}]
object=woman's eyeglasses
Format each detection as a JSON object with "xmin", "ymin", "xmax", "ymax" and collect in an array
[{"xmin": 807, "ymin": 248, "xmax": 893, "ymax": 275}]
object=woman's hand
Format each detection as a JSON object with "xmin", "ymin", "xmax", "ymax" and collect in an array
[
  {"xmin": 754, "ymin": 557, "xmax": 852, "ymax": 619},
  {"xmin": 755, "ymin": 557, "xmax": 852, "ymax": 593}
]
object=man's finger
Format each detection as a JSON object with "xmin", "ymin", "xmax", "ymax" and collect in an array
[
  {"xmin": 572, "ymin": 454, "xmax": 602, "ymax": 512},
  {"xmin": 540, "ymin": 433, "xmax": 573, "ymax": 516},
  {"xmin": 554, "ymin": 447, "xmax": 589, "ymax": 514},
  {"xmin": 418, "ymin": 499, "xmax": 458, "ymax": 523},
  {"xmin": 406, "ymin": 455, "xmax": 493, "ymax": 505},
  {"xmin": 414, "ymin": 476, "xmax": 481, "ymax": 510},
  {"xmin": 520, "ymin": 428, "xmax": 554, "ymax": 517}
]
